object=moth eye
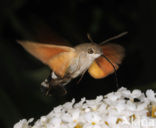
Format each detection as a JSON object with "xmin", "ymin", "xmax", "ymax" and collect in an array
[{"xmin": 88, "ymin": 48, "xmax": 94, "ymax": 54}]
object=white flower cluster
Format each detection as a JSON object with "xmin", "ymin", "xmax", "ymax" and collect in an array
[{"xmin": 13, "ymin": 87, "xmax": 156, "ymax": 128}]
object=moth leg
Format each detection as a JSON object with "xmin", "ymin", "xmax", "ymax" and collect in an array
[
  {"xmin": 41, "ymin": 70, "xmax": 60, "ymax": 96},
  {"xmin": 42, "ymin": 81, "xmax": 67, "ymax": 96},
  {"xmin": 77, "ymin": 69, "xmax": 87, "ymax": 84},
  {"xmin": 74, "ymin": 54, "xmax": 82, "ymax": 72},
  {"xmin": 75, "ymin": 54, "xmax": 87, "ymax": 84},
  {"xmin": 51, "ymin": 85, "xmax": 67, "ymax": 96},
  {"xmin": 40, "ymin": 70, "xmax": 53, "ymax": 96},
  {"xmin": 41, "ymin": 80, "xmax": 51, "ymax": 96},
  {"xmin": 41, "ymin": 70, "xmax": 69, "ymax": 96}
]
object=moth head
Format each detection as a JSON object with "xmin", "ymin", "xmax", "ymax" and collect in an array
[{"xmin": 76, "ymin": 43, "xmax": 103, "ymax": 59}]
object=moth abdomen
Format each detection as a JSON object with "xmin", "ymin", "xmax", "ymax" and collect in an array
[{"xmin": 41, "ymin": 71, "xmax": 71, "ymax": 96}]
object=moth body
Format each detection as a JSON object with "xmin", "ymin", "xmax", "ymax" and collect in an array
[{"xmin": 18, "ymin": 35, "xmax": 125, "ymax": 95}]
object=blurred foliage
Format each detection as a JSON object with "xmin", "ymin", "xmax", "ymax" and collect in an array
[{"xmin": 0, "ymin": 0, "xmax": 156, "ymax": 128}]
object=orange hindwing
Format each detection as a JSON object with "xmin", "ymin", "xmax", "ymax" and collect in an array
[{"xmin": 88, "ymin": 43, "xmax": 125, "ymax": 79}]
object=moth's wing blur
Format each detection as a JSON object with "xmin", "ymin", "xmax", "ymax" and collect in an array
[
  {"xmin": 18, "ymin": 41, "xmax": 75, "ymax": 77},
  {"xmin": 88, "ymin": 43, "xmax": 125, "ymax": 79}
]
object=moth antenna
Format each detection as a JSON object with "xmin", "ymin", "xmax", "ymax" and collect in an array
[
  {"xmin": 101, "ymin": 55, "xmax": 119, "ymax": 88},
  {"xmin": 100, "ymin": 32, "xmax": 128, "ymax": 45},
  {"xmin": 87, "ymin": 33, "xmax": 94, "ymax": 42}
]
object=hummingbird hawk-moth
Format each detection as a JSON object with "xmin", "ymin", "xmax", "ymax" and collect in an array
[{"xmin": 18, "ymin": 32, "xmax": 126, "ymax": 95}]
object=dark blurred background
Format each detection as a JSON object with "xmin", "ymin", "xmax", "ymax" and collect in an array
[{"xmin": 0, "ymin": 0, "xmax": 156, "ymax": 128}]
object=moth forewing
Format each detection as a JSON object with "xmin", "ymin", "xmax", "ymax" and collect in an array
[{"xmin": 17, "ymin": 40, "xmax": 75, "ymax": 64}]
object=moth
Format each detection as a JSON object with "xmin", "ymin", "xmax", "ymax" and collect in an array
[{"xmin": 18, "ymin": 32, "xmax": 126, "ymax": 95}]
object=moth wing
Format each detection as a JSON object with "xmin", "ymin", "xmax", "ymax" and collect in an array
[
  {"xmin": 88, "ymin": 43, "xmax": 125, "ymax": 79},
  {"xmin": 18, "ymin": 41, "xmax": 75, "ymax": 77},
  {"xmin": 48, "ymin": 52, "xmax": 76, "ymax": 77}
]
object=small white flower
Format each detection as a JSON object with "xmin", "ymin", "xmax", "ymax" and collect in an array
[
  {"xmin": 146, "ymin": 89, "xmax": 156, "ymax": 101},
  {"xmin": 132, "ymin": 89, "xmax": 142, "ymax": 98},
  {"xmin": 69, "ymin": 109, "xmax": 80, "ymax": 121},
  {"xmin": 116, "ymin": 99, "xmax": 126, "ymax": 111},
  {"xmin": 61, "ymin": 113, "xmax": 73, "ymax": 123},
  {"xmin": 126, "ymin": 100, "xmax": 137, "ymax": 111},
  {"xmin": 74, "ymin": 98, "xmax": 86, "ymax": 108},
  {"xmin": 106, "ymin": 92, "xmax": 119, "ymax": 101},
  {"xmin": 63, "ymin": 99, "xmax": 75, "ymax": 110},
  {"xmin": 14, "ymin": 119, "xmax": 31, "ymax": 128},
  {"xmin": 98, "ymin": 104, "xmax": 107, "ymax": 112},
  {"xmin": 49, "ymin": 117, "xmax": 61, "ymax": 127}
]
